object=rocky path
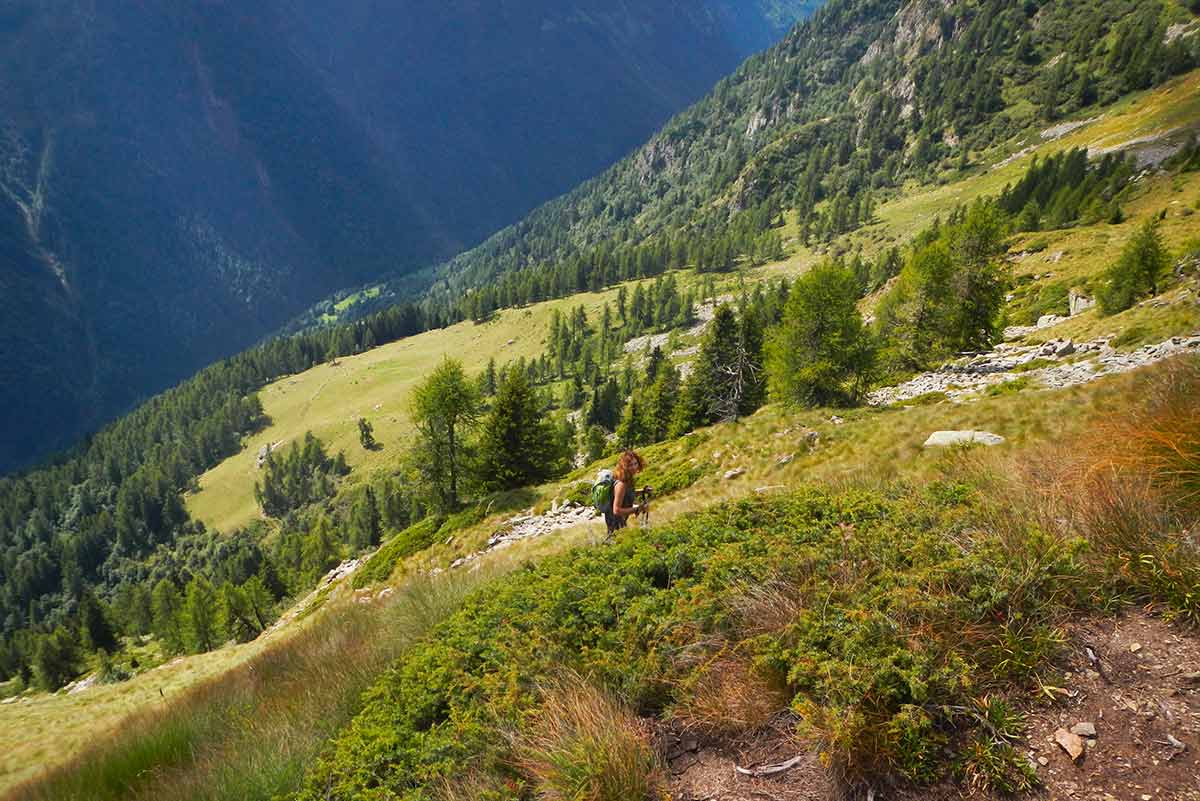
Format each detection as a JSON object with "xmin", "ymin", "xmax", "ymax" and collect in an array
[
  {"xmin": 869, "ymin": 333, "xmax": 1200, "ymax": 406},
  {"xmin": 437, "ymin": 499, "xmax": 599, "ymax": 574}
]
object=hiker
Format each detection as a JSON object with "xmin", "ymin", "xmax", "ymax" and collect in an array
[{"xmin": 597, "ymin": 449, "xmax": 646, "ymax": 534}]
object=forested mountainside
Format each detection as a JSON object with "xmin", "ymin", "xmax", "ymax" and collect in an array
[
  {"xmin": 0, "ymin": 0, "xmax": 816, "ymax": 475},
  {"xmin": 320, "ymin": 0, "xmax": 1194, "ymax": 322}
]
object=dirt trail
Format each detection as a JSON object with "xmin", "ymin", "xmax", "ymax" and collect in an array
[
  {"xmin": 1022, "ymin": 611, "xmax": 1200, "ymax": 801},
  {"xmin": 666, "ymin": 611, "xmax": 1200, "ymax": 801},
  {"xmin": 663, "ymin": 721, "xmax": 829, "ymax": 801}
]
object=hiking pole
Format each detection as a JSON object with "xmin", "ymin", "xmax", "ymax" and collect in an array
[{"xmin": 637, "ymin": 486, "xmax": 654, "ymax": 529}]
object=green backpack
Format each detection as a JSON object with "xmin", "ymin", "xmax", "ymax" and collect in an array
[{"xmin": 590, "ymin": 470, "xmax": 614, "ymax": 514}]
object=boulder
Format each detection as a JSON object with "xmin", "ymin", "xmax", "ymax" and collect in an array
[
  {"xmin": 1069, "ymin": 289, "xmax": 1095, "ymax": 316},
  {"xmin": 724, "ymin": 468, "xmax": 746, "ymax": 480},
  {"xmin": 1037, "ymin": 314, "xmax": 1067, "ymax": 329},
  {"xmin": 923, "ymin": 431, "xmax": 1005, "ymax": 448}
]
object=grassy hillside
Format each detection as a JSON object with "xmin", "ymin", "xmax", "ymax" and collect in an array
[
  {"xmin": 188, "ymin": 69, "xmax": 1200, "ymax": 535},
  {"xmin": 12, "ymin": 346, "xmax": 1197, "ymax": 801},
  {"xmin": 188, "ymin": 286, "xmax": 634, "ymax": 533},
  {"xmin": 10, "ymin": 75, "xmax": 1192, "ymax": 792},
  {"xmin": 6, "ymin": 0, "xmax": 1198, "ymax": 698},
  {"xmin": 3, "ymin": 4, "xmax": 1199, "ymax": 799},
  {"xmin": 314, "ymin": 0, "xmax": 1199, "ymax": 327}
]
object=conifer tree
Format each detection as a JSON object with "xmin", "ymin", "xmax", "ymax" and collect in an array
[
  {"xmin": 732, "ymin": 308, "xmax": 768, "ymax": 418},
  {"xmin": 645, "ymin": 364, "xmax": 681, "ymax": 443},
  {"xmin": 302, "ymin": 515, "xmax": 339, "ymax": 582},
  {"xmin": 125, "ymin": 583, "xmax": 154, "ymax": 636},
  {"xmin": 219, "ymin": 582, "xmax": 256, "ymax": 643},
  {"xmin": 350, "ymin": 487, "xmax": 383, "ymax": 550},
  {"xmin": 582, "ymin": 425, "xmax": 609, "ymax": 464},
  {"xmin": 767, "ymin": 262, "xmax": 876, "ymax": 407},
  {"xmin": 33, "ymin": 627, "xmax": 80, "ymax": 691},
  {"xmin": 184, "ymin": 576, "xmax": 220, "ymax": 653},
  {"xmin": 482, "ymin": 358, "xmax": 498, "ymax": 396},
  {"xmin": 615, "ymin": 395, "xmax": 647, "ymax": 448},
  {"xmin": 645, "ymin": 346, "xmax": 665, "ymax": 385},
  {"xmin": 358, "ymin": 418, "xmax": 377, "ymax": 450},
  {"xmin": 585, "ymin": 378, "xmax": 623, "ymax": 431},
  {"xmin": 242, "ymin": 576, "xmax": 276, "ymax": 631},
  {"xmin": 876, "ymin": 202, "xmax": 1009, "ymax": 367},
  {"xmin": 477, "ymin": 372, "xmax": 563, "ymax": 491},
  {"xmin": 79, "ymin": 589, "xmax": 120, "ymax": 654},
  {"xmin": 410, "ymin": 358, "xmax": 481, "ymax": 510},
  {"xmin": 151, "ymin": 578, "xmax": 185, "ymax": 654},
  {"xmin": 946, "ymin": 201, "xmax": 1009, "ymax": 351},
  {"xmin": 1099, "ymin": 220, "xmax": 1171, "ymax": 315},
  {"xmin": 671, "ymin": 304, "xmax": 764, "ymax": 434}
]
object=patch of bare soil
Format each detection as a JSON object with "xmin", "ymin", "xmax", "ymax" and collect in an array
[
  {"xmin": 1021, "ymin": 611, "xmax": 1200, "ymax": 801},
  {"xmin": 661, "ymin": 612, "xmax": 1199, "ymax": 801},
  {"xmin": 661, "ymin": 717, "xmax": 830, "ymax": 801}
]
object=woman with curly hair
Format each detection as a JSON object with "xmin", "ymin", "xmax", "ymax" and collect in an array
[{"xmin": 605, "ymin": 449, "xmax": 647, "ymax": 534}]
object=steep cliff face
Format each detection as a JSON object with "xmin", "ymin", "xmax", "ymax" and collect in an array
[{"xmin": 0, "ymin": 0, "xmax": 816, "ymax": 473}]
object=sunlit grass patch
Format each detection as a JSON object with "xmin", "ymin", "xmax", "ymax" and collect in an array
[
  {"xmin": 8, "ymin": 569, "xmax": 494, "ymax": 801},
  {"xmin": 516, "ymin": 678, "xmax": 664, "ymax": 801}
]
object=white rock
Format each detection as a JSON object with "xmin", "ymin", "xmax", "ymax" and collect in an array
[
  {"xmin": 69, "ymin": 673, "xmax": 100, "ymax": 695},
  {"xmin": 724, "ymin": 468, "xmax": 746, "ymax": 480},
  {"xmin": 1069, "ymin": 289, "xmax": 1095, "ymax": 316},
  {"xmin": 923, "ymin": 431, "xmax": 1005, "ymax": 448}
]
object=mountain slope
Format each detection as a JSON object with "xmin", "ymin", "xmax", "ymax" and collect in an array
[
  {"xmin": 317, "ymin": 0, "xmax": 1192, "ymax": 321},
  {"xmin": 0, "ymin": 0, "xmax": 817, "ymax": 474},
  {"xmin": 1, "ymin": 0, "xmax": 1199, "ymax": 793}
]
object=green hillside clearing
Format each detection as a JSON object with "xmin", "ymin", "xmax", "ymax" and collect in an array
[{"xmin": 187, "ymin": 70, "xmax": 1200, "ymax": 536}]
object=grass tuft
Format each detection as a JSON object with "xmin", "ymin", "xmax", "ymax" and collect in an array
[
  {"xmin": 668, "ymin": 653, "xmax": 790, "ymax": 739},
  {"xmin": 516, "ymin": 677, "xmax": 664, "ymax": 801}
]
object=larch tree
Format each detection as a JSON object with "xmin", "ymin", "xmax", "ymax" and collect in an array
[
  {"xmin": 767, "ymin": 261, "xmax": 876, "ymax": 407},
  {"xmin": 410, "ymin": 358, "xmax": 481, "ymax": 511}
]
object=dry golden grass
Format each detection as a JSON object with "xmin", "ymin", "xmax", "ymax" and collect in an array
[
  {"xmin": 1088, "ymin": 357, "xmax": 1200, "ymax": 511},
  {"xmin": 668, "ymin": 652, "xmax": 791, "ymax": 740},
  {"xmin": 516, "ymin": 677, "xmax": 665, "ymax": 801},
  {"xmin": 938, "ymin": 356, "xmax": 1200, "ymax": 624}
]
